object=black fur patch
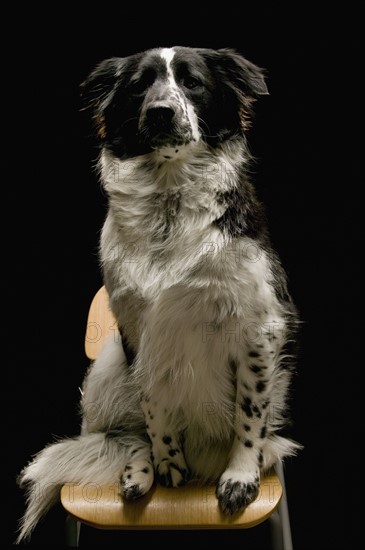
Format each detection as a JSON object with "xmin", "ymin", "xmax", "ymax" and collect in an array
[
  {"xmin": 250, "ymin": 364, "xmax": 262, "ymax": 374},
  {"xmin": 157, "ymin": 462, "xmax": 190, "ymax": 487},
  {"xmin": 122, "ymin": 483, "xmax": 144, "ymax": 500},
  {"xmin": 258, "ymin": 451, "xmax": 264, "ymax": 466},
  {"xmin": 241, "ymin": 396, "xmax": 253, "ymax": 418},
  {"xmin": 216, "ymin": 479, "xmax": 260, "ymax": 515},
  {"xmin": 213, "ymin": 181, "xmax": 267, "ymax": 240},
  {"xmin": 256, "ymin": 381, "xmax": 266, "ymax": 393},
  {"xmin": 119, "ymin": 327, "xmax": 136, "ymax": 367}
]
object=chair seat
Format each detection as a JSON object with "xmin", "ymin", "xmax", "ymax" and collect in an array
[
  {"xmin": 61, "ymin": 470, "xmax": 282, "ymax": 530},
  {"xmin": 64, "ymin": 286, "xmax": 284, "ymax": 535}
]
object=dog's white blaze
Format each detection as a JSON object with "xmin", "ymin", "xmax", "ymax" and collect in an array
[
  {"xmin": 158, "ymin": 47, "xmax": 200, "ymax": 151},
  {"xmin": 160, "ymin": 47, "xmax": 175, "ymax": 76},
  {"xmin": 160, "ymin": 47, "xmax": 176, "ymax": 89}
]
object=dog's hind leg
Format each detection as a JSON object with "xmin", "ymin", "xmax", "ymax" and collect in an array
[
  {"xmin": 81, "ymin": 336, "xmax": 154, "ymax": 499},
  {"xmin": 81, "ymin": 336, "xmax": 145, "ymax": 433}
]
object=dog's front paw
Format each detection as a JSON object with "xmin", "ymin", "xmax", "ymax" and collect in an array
[
  {"xmin": 152, "ymin": 435, "xmax": 190, "ymax": 487},
  {"xmin": 121, "ymin": 460, "xmax": 154, "ymax": 500},
  {"xmin": 216, "ymin": 471, "xmax": 260, "ymax": 515},
  {"xmin": 156, "ymin": 458, "xmax": 190, "ymax": 487}
]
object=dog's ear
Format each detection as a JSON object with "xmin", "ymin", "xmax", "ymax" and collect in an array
[
  {"xmin": 217, "ymin": 48, "xmax": 269, "ymax": 98},
  {"xmin": 200, "ymin": 48, "xmax": 268, "ymax": 132},
  {"xmin": 81, "ymin": 58, "xmax": 124, "ymax": 111},
  {"xmin": 80, "ymin": 57, "xmax": 126, "ymax": 139}
]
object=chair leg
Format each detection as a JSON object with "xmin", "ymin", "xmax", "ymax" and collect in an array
[
  {"xmin": 65, "ymin": 514, "xmax": 81, "ymax": 547},
  {"xmin": 269, "ymin": 461, "xmax": 293, "ymax": 550},
  {"xmin": 64, "ymin": 418, "xmax": 86, "ymax": 545},
  {"xmin": 269, "ymin": 508, "xmax": 284, "ymax": 550}
]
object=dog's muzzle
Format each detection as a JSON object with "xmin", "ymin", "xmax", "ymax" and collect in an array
[
  {"xmin": 145, "ymin": 103, "xmax": 175, "ymax": 129},
  {"xmin": 139, "ymin": 97, "xmax": 195, "ymax": 149},
  {"xmin": 144, "ymin": 103, "xmax": 176, "ymax": 147}
]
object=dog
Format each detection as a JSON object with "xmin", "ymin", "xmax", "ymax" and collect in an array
[{"xmin": 16, "ymin": 46, "xmax": 301, "ymax": 542}]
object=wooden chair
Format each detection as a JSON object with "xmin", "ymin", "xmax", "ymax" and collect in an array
[{"xmin": 61, "ymin": 286, "xmax": 294, "ymax": 549}]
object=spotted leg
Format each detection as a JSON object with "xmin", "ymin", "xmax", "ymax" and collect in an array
[
  {"xmin": 217, "ymin": 319, "xmax": 283, "ymax": 514},
  {"xmin": 120, "ymin": 440, "xmax": 155, "ymax": 500},
  {"xmin": 141, "ymin": 398, "xmax": 190, "ymax": 487}
]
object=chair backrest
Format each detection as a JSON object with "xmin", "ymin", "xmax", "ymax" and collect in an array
[{"xmin": 84, "ymin": 286, "xmax": 116, "ymax": 360}]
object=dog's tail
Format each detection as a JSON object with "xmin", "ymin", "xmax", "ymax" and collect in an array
[{"xmin": 15, "ymin": 430, "xmax": 139, "ymax": 544}]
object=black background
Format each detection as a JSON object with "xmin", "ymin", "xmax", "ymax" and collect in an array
[{"xmin": 7, "ymin": 9, "xmax": 359, "ymax": 549}]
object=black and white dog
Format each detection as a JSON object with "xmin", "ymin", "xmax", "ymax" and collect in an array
[{"xmin": 17, "ymin": 46, "xmax": 301, "ymax": 542}]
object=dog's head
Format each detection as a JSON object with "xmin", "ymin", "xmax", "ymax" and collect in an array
[{"xmin": 82, "ymin": 46, "xmax": 268, "ymax": 159}]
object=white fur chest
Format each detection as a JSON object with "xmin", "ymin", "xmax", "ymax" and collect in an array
[{"xmin": 99, "ymin": 143, "xmax": 249, "ymax": 300}]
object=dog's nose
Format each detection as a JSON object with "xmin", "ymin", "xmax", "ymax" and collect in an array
[{"xmin": 145, "ymin": 105, "xmax": 175, "ymax": 126}]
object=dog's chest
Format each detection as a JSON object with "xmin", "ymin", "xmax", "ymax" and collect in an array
[
  {"xmin": 106, "ymin": 204, "xmax": 221, "ymax": 299},
  {"xmin": 101, "ymin": 156, "xmax": 231, "ymax": 295}
]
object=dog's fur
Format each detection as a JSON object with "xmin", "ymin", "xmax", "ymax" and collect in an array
[{"xmin": 16, "ymin": 46, "xmax": 301, "ymax": 543}]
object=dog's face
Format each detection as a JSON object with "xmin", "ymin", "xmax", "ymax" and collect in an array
[{"xmin": 82, "ymin": 46, "xmax": 268, "ymax": 159}]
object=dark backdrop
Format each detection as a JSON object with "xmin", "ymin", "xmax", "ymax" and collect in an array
[{"xmin": 8, "ymin": 11, "xmax": 358, "ymax": 549}]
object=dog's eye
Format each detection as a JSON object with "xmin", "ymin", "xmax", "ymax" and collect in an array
[
  {"xmin": 182, "ymin": 76, "xmax": 202, "ymax": 90},
  {"xmin": 130, "ymin": 69, "xmax": 156, "ymax": 95}
]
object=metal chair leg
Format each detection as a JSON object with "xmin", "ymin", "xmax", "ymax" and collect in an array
[
  {"xmin": 269, "ymin": 461, "xmax": 293, "ymax": 550},
  {"xmin": 269, "ymin": 508, "xmax": 285, "ymax": 550},
  {"xmin": 65, "ymin": 514, "xmax": 81, "ymax": 547}
]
